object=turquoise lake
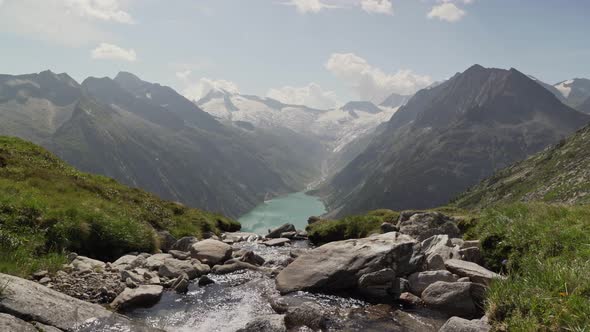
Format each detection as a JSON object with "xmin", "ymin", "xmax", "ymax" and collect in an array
[{"xmin": 238, "ymin": 192, "xmax": 326, "ymax": 235}]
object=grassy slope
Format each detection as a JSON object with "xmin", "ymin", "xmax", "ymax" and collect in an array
[{"xmin": 0, "ymin": 136, "xmax": 239, "ymax": 276}]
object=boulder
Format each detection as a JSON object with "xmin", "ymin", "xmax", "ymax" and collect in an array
[
  {"xmin": 157, "ymin": 231, "xmax": 176, "ymax": 252},
  {"xmin": 264, "ymin": 238, "xmax": 291, "ymax": 247},
  {"xmin": 284, "ymin": 302, "xmax": 327, "ymax": 330},
  {"xmin": 69, "ymin": 256, "xmax": 105, "ymax": 273},
  {"xmin": 170, "ymin": 236, "xmax": 198, "ymax": 252},
  {"xmin": 421, "ymin": 235, "xmax": 460, "ymax": 261},
  {"xmin": 358, "ymin": 268, "xmax": 396, "ymax": 288},
  {"xmin": 280, "ymin": 231, "xmax": 298, "ymax": 239},
  {"xmin": 198, "ymin": 275, "xmax": 215, "ymax": 286},
  {"xmin": 439, "ymin": 316, "xmax": 491, "ymax": 332},
  {"xmin": 0, "ymin": 273, "xmax": 131, "ymax": 331},
  {"xmin": 212, "ymin": 261, "xmax": 259, "ymax": 274},
  {"xmin": 121, "ymin": 270, "xmax": 143, "ymax": 283},
  {"xmin": 459, "ymin": 247, "xmax": 481, "ymax": 264},
  {"xmin": 239, "ymin": 251, "xmax": 265, "ymax": 266},
  {"xmin": 32, "ymin": 270, "xmax": 48, "ymax": 280},
  {"xmin": 190, "ymin": 239, "xmax": 232, "ymax": 265},
  {"xmin": 110, "ymin": 285, "xmax": 164, "ymax": 311},
  {"xmin": 145, "ymin": 253, "xmax": 173, "ymax": 270},
  {"xmin": 237, "ymin": 315, "xmax": 286, "ymax": 332},
  {"xmin": 111, "ymin": 255, "xmax": 137, "ymax": 270},
  {"xmin": 158, "ymin": 258, "xmax": 208, "ymax": 279},
  {"xmin": 398, "ymin": 292, "xmax": 423, "ymax": 307},
  {"xmin": 444, "ymin": 260, "xmax": 504, "ymax": 286},
  {"xmin": 171, "ymin": 273, "xmax": 189, "ymax": 294},
  {"xmin": 426, "ymin": 253, "xmax": 446, "ymax": 271},
  {"xmin": 408, "ymin": 270, "xmax": 459, "ymax": 296},
  {"xmin": 0, "ymin": 313, "xmax": 37, "ymax": 332},
  {"xmin": 266, "ymin": 224, "xmax": 296, "ymax": 239},
  {"xmin": 398, "ymin": 212, "xmax": 460, "ymax": 241},
  {"xmin": 168, "ymin": 250, "xmax": 190, "ymax": 260},
  {"xmin": 276, "ymin": 232, "xmax": 421, "ymax": 294},
  {"xmin": 421, "ymin": 282, "xmax": 485, "ymax": 317}
]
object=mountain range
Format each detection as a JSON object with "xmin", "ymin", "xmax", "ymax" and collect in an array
[{"xmin": 320, "ymin": 64, "xmax": 590, "ymax": 217}]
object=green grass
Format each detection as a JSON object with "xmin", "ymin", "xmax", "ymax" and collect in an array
[
  {"xmin": 306, "ymin": 209, "xmax": 400, "ymax": 244},
  {"xmin": 469, "ymin": 203, "xmax": 590, "ymax": 331},
  {"xmin": 0, "ymin": 136, "xmax": 240, "ymax": 276}
]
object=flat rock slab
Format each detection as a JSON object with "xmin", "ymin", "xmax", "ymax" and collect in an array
[
  {"xmin": 445, "ymin": 259, "xmax": 504, "ymax": 286},
  {"xmin": 276, "ymin": 232, "xmax": 420, "ymax": 294},
  {"xmin": 110, "ymin": 285, "xmax": 164, "ymax": 311},
  {"xmin": 0, "ymin": 273, "xmax": 129, "ymax": 332},
  {"xmin": 0, "ymin": 313, "xmax": 38, "ymax": 332},
  {"xmin": 264, "ymin": 238, "xmax": 291, "ymax": 247}
]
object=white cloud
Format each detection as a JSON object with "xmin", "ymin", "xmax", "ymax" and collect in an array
[
  {"xmin": 283, "ymin": 0, "xmax": 337, "ymax": 14},
  {"xmin": 325, "ymin": 53, "xmax": 432, "ymax": 102},
  {"xmin": 427, "ymin": 3, "xmax": 466, "ymax": 22},
  {"xmin": 178, "ymin": 74, "xmax": 240, "ymax": 101},
  {"xmin": 267, "ymin": 83, "xmax": 340, "ymax": 109},
  {"xmin": 91, "ymin": 43, "xmax": 137, "ymax": 61},
  {"xmin": 360, "ymin": 0, "xmax": 392, "ymax": 15},
  {"xmin": 64, "ymin": 0, "xmax": 135, "ymax": 24},
  {"xmin": 0, "ymin": 0, "xmax": 133, "ymax": 46}
]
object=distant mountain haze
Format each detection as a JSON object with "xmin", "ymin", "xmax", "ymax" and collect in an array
[{"xmin": 320, "ymin": 65, "xmax": 590, "ymax": 218}]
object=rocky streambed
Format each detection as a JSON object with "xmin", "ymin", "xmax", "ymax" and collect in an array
[{"xmin": 0, "ymin": 212, "xmax": 497, "ymax": 332}]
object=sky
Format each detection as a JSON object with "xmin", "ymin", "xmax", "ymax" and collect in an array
[{"xmin": 0, "ymin": 0, "xmax": 589, "ymax": 108}]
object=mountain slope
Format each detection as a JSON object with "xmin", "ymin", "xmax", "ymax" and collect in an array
[
  {"xmin": 321, "ymin": 65, "xmax": 590, "ymax": 217},
  {"xmin": 0, "ymin": 136, "xmax": 238, "ymax": 274},
  {"xmin": 453, "ymin": 124, "xmax": 590, "ymax": 208},
  {"xmin": 379, "ymin": 92, "xmax": 411, "ymax": 108},
  {"xmin": 553, "ymin": 78, "xmax": 590, "ymax": 110}
]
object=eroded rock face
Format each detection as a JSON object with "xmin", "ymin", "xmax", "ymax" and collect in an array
[
  {"xmin": 0, "ymin": 273, "xmax": 129, "ymax": 331},
  {"xmin": 190, "ymin": 239, "xmax": 232, "ymax": 265},
  {"xmin": 110, "ymin": 285, "xmax": 164, "ymax": 311},
  {"xmin": 398, "ymin": 212, "xmax": 460, "ymax": 241},
  {"xmin": 275, "ymin": 232, "xmax": 421, "ymax": 294}
]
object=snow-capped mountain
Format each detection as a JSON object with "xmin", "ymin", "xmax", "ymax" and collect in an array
[
  {"xmin": 553, "ymin": 78, "xmax": 590, "ymax": 110},
  {"xmin": 195, "ymin": 89, "xmax": 399, "ymax": 153},
  {"xmin": 379, "ymin": 92, "xmax": 412, "ymax": 108}
]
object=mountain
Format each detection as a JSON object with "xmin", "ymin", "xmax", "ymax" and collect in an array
[
  {"xmin": 379, "ymin": 92, "xmax": 412, "ymax": 108},
  {"xmin": 580, "ymin": 97, "xmax": 590, "ymax": 114},
  {"xmin": 0, "ymin": 70, "xmax": 324, "ymax": 218},
  {"xmin": 197, "ymin": 90, "xmax": 400, "ymax": 179},
  {"xmin": 553, "ymin": 78, "xmax": 590, "ymax": 111},
  {"xmin": 320, "ymin": 64, "xmax": 590, "ymax": 217},
  {"xmin": 454, "ymin": 124, "xmax": 590, "ymax": 208}
]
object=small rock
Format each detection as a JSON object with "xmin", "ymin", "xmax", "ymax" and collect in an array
[
  {"xmin": 169, "ymin": 250, "xmax": 190, "ymax": 260},
  {"xmin": 145, "ymin": 253, "xmax": 173, "ymax": 270},
  {"xmin": 398, "ymin": 292, "xmax": 423, "ymax": 307},
  {"xmin": 32, "ymin": 270, "xmax": 48, "ymax": 280},
  {"xmin": 212, "ymin": 261, "xmax": 259, "ymax": 274},
  {"xmin": 237, "ymin": 314, "xmax": 286, "ymax": 332},
  {"xmin": 459, "ymin": 247, "xmax": 481, "ymax": 264},
  {"xmin": 171, "ymin": 273, "xmax": 189, "ymax": 294},
  {"xmin": 264, "ymin": 238, "xmax": 291, "ymax": 247},
  {"xmin": 39, "ymin": 277, "xmax": 52, "ymax": 285},
  {"xmin": 267, "ymin": 224, "xmax": 296, "ymax": 239},
  {"xmin": 426, "ymin": 253, "xmax": 446, "ymax": 271},
  {"xmin": 408, "ymin": 270, "xmax": 458, "ymax": 296},
  {"xmin": 198, "ymin": 275, "xmax": 215, "ymax": 286},
  {"xmin": 110, "ymin": 285, "xmax": 164, "ymax": 311},
  {"xmin": 190, "ymin": 239, "xmax": 233, "ymax": 265},
  {"xmin": 285, "ymin": 302, "xmax": 327, "ymax": 330},
  {"xmin": 444, "ymin": 259, "xmax": 504, "ymax": 286},
  {"xmin": 125, "ymin": 277, "xmax": 138, "ymax": 288},
  {"xmin": 280, "ymin": 231, "xmax": 298, "ymax": 239},
  {"xmin": 239, "ymin": 251, "xmax": 265, "ymax": 266},
  {"xmin": 439, "ymin": 316, "xmax": 491, "ymax": 332}
]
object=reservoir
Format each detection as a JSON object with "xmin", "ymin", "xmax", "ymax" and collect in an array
[{"xmin": 238, "ymin": 192, "xmax": 326, "ymax": 235}]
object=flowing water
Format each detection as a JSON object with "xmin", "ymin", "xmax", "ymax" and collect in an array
[{"xmin": 238, "ymin": 192, "xmax": 326, "ymax": 235}]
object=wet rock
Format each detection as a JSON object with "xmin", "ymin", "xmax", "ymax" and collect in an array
[
  {"xmin": 276, "ymin": 232, "xmax": 421, "ymax": 294},
  {"xmin": 170, "ymin": 236, "xmax": 198, "ymax": 252},
  {"xmin": 267, "ymin": 224, "xmax": 296, "ymax": 239},
  {"xmin": 198, "ymin": 275, "xmax": 215, "ymax": 286},
  {"xmin": 0, "ymin": 313, "xmax": 37, "ymax": 332},
  {"xmin": 444, "ymin": 259, "xmax": 504, "ymax": 286},
  {"xmin": 408, "ymin": 270, "xmax": 459, "ymax": 296},
  {"xmin": 398, "ymin": 212, "xmax": 460, "ymax": 241},
  {"xmin": 237, "ymin": 314, "xmax": 286, "ymax": 332},
  {"xmin": 439, "ymin": 316, "xmax": 491, "ymax": 332},
  {"xmin": 381, "ymin": 222, "xmax": 398, "ymax": 233},
  {"xmin": 190, "ymin": 239, "xmax": 232, "ymax": 265},
  {"xmin": 284, "ymin": 302, "xmax": 327, "ymax": 331},
  {"xmin": 157, "ymin": 231, "xmax": 176, "ymax": 252},
  {"xmin": 421, "ymin": 281, "xmax": 485, "ymax": 317},
  {"xmin": 0, "ymin": 273, "xmax": 130, "ymax": 331},
  {"xmin": 168, "ymin": 250, "xmax": 190, "ymax": 260},
  {"xmin": 110, "ymin": 285, "xmax": 164, "ymax": 311},
  {"xmin": 212, "ymin": 261, "xmax": 259, "ymax": 274},
  {"xmin": 158, "ymin": 258, "xmax": 209, "ymax": 279},
  {"xmin": 171, "ymin": 273, "xmax": 189, "ymax": 294},
  {"xmin": 239, "ymin": 250, "xmax": 265, "ymax": 266},
  {"xmin": 264, "ymin": 238, "xmax": 291, "ymax": 247}
]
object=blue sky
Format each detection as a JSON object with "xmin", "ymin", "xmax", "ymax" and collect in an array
[{"xmin": 0, "ymin": 0, "xmax": 588, "ymax": 107}]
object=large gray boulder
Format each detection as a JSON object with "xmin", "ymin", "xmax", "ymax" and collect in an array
[
  {"xmin": 190, "ymin": 239, "xmax": 232, "ymax": 265},
  {"xmin": 408, "ymin": 270, "xmax": 459, "ymax": 295},
  {"xmin": 145, "ymin": 253, "xmax": 173, "ymax": 270},
  {"xmin": 0, "ymin": 273, "xmax": 130, "ymax": 331},
  {"xmin": 110, "ymin": 285, "xmax": 163, "ymax": 311},
  {"xmin": 0, "ymin": 313, "xmax": 37, "ymax": 332},
  {"xmin": 275, "ymin": 232, "xmax": 421, "ymax": 294},
  {"xmin": 398, "ymin": 212, "xmax": 460, "ymax": 241},
  {"xmin": 445, "ymin": 259, "xmax": 504, "ymax": 286},
  {"xmin": 157, "ymin": 258, "xmax": 209, "ymax": 279},
  {"xmin": 237, "ymin": 315, "xmax": 286, "ymax": 332},
  {"xmin": 421, "ymin": 235, "xmax": 460, "ymax": 261},
  {"xmin": 421, "ymin": 281, "xmax": 485, "ymax": 317},
  {"xmin": 439, "ymin": 316, "xmax": 491, "ymax": 332},
  {"xmin": 266, "ymin": 224, "xmax": 296, "ymax": 239}
]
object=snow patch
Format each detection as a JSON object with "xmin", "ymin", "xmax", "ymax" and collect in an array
[{"xmin": 554, "ymin": 79, "xmax": 574, "ymax": 98}]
